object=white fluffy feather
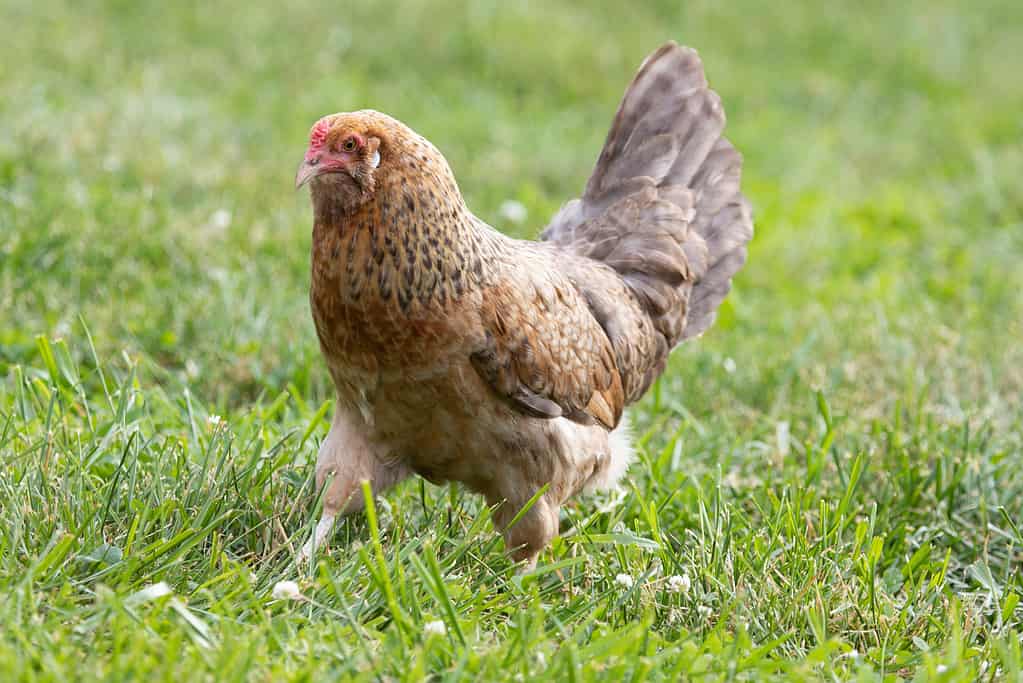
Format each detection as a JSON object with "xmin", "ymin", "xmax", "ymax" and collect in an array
[{"xmin": 583, "ymin": 415, "xmax": 635, "ymax": 492}]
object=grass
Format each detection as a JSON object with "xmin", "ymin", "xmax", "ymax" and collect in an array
[{"xmin": 2, "ymin": 0, "xmax": 1022, "ymax": 679}]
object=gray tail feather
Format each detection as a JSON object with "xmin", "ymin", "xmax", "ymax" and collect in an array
[
  {"xmin": 681, "ymin": 135, "xmax": 753, "ymax": 339},
  {"xmin": 543, "ymin": 42, "xmax": 753, "ymax": 344}
]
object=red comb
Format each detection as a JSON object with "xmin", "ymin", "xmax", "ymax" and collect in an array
[{"xmin": 309, "ymin": 117, "xmax": 332, "ymax": 150}]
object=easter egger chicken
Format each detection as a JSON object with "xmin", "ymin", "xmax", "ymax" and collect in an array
[{"xmin": 295, "ymin": 42, "xmax": 753, "ymax": 570}]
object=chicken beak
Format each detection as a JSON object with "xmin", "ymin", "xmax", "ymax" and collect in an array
[{"xmin": 295, "ymin": 157, "xmax": 319, "ymax": 189}]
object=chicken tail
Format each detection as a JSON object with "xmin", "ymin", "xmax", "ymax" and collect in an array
[{"xmin": 542, "ymin": 42, "xmax": 753, "ymax": 347}]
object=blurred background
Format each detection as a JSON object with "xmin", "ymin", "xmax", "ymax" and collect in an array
[{"xmin": 2, "ymin": 0, "xmax": 1020, "ymax": 418}]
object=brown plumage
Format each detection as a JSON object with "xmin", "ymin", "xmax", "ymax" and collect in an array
[{"xmin": 296, "ymin": 42, "xmax": 753, "ymax": 570}]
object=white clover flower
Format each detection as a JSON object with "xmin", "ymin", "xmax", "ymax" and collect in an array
[
  {"xmin": 210, "ymin": 208, "xmax": 232, "ymax": 231},
  {"xmin": 271, "ymin": 580, "xmax": 303, "ymax": 601},
  {"xmin": 498, "ymin": 200, "xmax": 528, "ymax": 224},
  {"xmin": 697, "ymin": 604, "xmax": 713, "ymax": 618},
  {"xmin": 615, "ymin": 573, "xmax": 635, "ymax": 589},
  {"xmin": 126, "ymin": 582, "xmax": 172, "ymax": 605},
  {"xmin": 936, "ymin": 665, "xmax": 948, "ymax": 674},
  {"xmin": 534, "ymin": 651, "xmax": 546, "ymax": 668},
  {"xmin": 667, "ymin": 574, "xmax": 691, "ymax": 594},
  {"xmin": 423, "ymin": 620, "xmax": 447, "ymax": 637},
  {"xmin": 722, "ymin": 357, "xmax": 736, "ymax": 374}
]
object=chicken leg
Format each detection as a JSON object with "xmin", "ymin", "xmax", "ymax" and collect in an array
[{"xmin": 299, "ymin": 409, "xmax": 410, "ymax": 562}]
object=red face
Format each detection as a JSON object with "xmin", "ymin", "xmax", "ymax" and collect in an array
[{"xmin": 295, "ymin": 117, "xmax": 375, "ymax": 188}]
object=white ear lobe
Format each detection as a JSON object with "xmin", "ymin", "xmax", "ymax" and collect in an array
[{"xmin": 370, "ymin": 150, "xmax": 380, "ymax": 168}]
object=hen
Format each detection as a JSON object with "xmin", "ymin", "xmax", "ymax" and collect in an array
[{"xmin": 295, "ymin": 42, "xmax": 753, "ymax": 569}]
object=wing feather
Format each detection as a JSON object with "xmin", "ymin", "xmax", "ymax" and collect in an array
[{"xmin": 470, "ymin": 257, "xmax": 625, "ymax": 429}]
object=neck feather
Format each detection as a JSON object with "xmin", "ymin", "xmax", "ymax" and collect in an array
[{"xmin": 311, "ymin": 161, "xmax": 497, "ymax": 313}]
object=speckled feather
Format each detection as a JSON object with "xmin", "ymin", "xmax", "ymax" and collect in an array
[{"xmin": 300, "ymin": 42, "xmax": 753, "ymax": 568}]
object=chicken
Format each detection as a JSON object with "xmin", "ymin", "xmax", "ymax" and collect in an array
[{"xmin": 295, "ymin": 42, "xmax": 753, "ymax": 569}]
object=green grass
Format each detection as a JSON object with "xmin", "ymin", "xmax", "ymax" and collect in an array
[{"xmin": 2, "ymin": 0, "xmax": 1022, "ymax": 679}]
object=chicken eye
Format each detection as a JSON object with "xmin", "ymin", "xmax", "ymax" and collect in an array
[{"xmin": 342, "ymin": 137, "xmax": 358, "ymax": 152}]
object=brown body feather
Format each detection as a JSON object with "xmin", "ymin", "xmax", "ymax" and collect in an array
[{"xmin": 300, "ymin": 42, "xmax": 753, "ymax": 569}]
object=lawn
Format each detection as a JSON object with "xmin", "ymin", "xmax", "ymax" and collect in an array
[{"xmin": 2, "ymin": 0, "xmax": 1022, "ymax": 680}]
